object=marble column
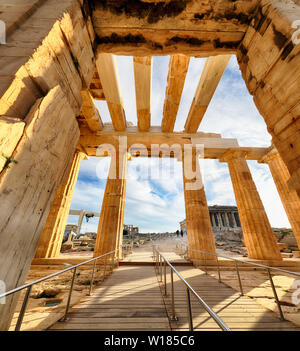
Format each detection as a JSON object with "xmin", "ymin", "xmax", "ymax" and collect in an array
[
  {"xmin": 211, "ymin": 213, "xmax": 216, "ymax": 227},
  {"xmin": 231, "ymin": 212, "xmax": 237, "ymax": 227},
  {"xmin": 94, "ymin": 149, "xmax": 128, "ymax": 260},
  {"xmin": 221, "ymin": 150, "xmax": 282, "ymax": 261},
  {"xmin": 182, "ymin": 151, "xmax": 216, "ymax": 262},
  {"xmin": 260, "ymin": 149, "xmax": 300, "ymax": 249},
  {"xmin": 35, "ymin": 150, "xmax": 87, "ymax": 258},
  {"xmin": 217, "ymin": 213, "xmax": 223, "ymax": 228}
]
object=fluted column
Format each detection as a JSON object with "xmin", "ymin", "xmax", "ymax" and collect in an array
[
  {"xmin": 182, "ymin": 151, "xmax": 216, "ymax": 262},
  {"xmin": 224, "ymin": 212, "xmax": 230, "ymax": 228},
  {"xmin": 211, "ymin": 213, "xmax": 216, "ymax": 227},
  {"xmin": 94, "ymin": 149, "xmax": 128, "ymax": 260},
  {"xmin": 35, "ymin": 150, "xmax": 87, "ymax": 258},
  {"xmin": 221, "ymin": 150, "xmax": 281, "ymax": 261},
  {"xmin": 260, "ymin": 149, "xmax": 300, "ymax": 249}
]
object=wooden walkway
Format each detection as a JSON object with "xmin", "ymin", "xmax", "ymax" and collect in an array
[
  {"xmin": 49, "ymin": 250, "xmax": 300, "ymax": 331},
  {"xmin": 159, "ymin": 266, "xmax": 300, "ymax": 331},
  {"xmin": 50, "ymin": 266, "xmax": 170, "ymax": 331}
]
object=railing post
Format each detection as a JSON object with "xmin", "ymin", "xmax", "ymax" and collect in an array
[
  {"xmin": 103, "ymin": 254, "xmax": 108, "ymax": 280},
  {"xmin": 160, "ymin": 255, "xmax": 163, "ymax": 282},
  {"xmin": 267, "ymin": 268, "xmax": 285, "ymax": 320},
  {"xmin": 15, "ymin": 285, "xmax": 32, "ymax": 331},
  {"xmin": 235, "ymin": 261, "xmax": 244, "ymax": 296},
  {"xmin": 60, "ymin": 267, "xmax": 77, "ymax": 322},
  {"xmin": 158, "ymin": 254, "xmax": 160, "ymax": 279},
  {"xmin": 112, "ymin": 253, "xmax": 115, "ymax": 271},
  {"xmin": 170, "ymin": 269, "xmax": 178, "ymax": 321},
  {"xmin": 186, "ymin": 288, "xmax": 193, "ymax": 331},
  {"xmin": 163, "ymin": 260, "xmax": 168, "ymax": 296},
  {"xmin": 89, "ymin": 260, "xmax": 97, "ymax": 296},
  {"xmin": 158, "ymin": 255, "xmax": 162, "ymax": 282},
  {"xmin": 204, "ymin": 254, "xmax": 208, "ymax": 275}
]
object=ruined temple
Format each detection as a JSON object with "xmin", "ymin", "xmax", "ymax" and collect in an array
[{"xmin": 180, "ymin": 205, "xmax": 241, "ymax": 232}]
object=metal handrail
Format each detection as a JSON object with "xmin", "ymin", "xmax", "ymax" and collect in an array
[
  {"xmin": 153, "ymin": 246, "xmax": 230, "ymax": 331},
  {"xmin": 176, "ymin": 241, "xmax": 300, "ymax": 320},
  {"xmin": 1, "ymin": 244, "xmax": 132, "ymax": 331},
  {"xmin": 176, "ymin": 241, "xmax": 300, "ymax": 277}
]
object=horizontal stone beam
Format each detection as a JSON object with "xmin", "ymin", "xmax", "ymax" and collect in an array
[{"xmin": 92, "ymin": 0, "xmax": 259, "ymax": 56}]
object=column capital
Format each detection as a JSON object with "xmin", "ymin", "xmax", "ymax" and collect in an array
[
  {"xmin": 258, "ymin": 146, "xmax": 280, "ymax": 164},
  {"xmin": 219, "ymin": 149, "xmax": 248, "ymax": 163},
  {"xmin": 76, "ymin": 144, "xmax": 89, "ymax": 160}
]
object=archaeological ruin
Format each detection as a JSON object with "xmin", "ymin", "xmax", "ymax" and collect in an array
[
  {"xmin": 180, "ymin": 205, "xmax": 242, "ymax": 232},
  {"xmin": 1, "ymin": 0, "xmax": 300, "ymax": 332}
]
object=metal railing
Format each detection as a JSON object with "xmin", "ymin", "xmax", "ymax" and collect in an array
[
  {"xmin": 152, "ymin": 246, "xmax": 230, "ymax": 331},
  {"xmin": 176, "ymin": 241, "xmax": 300, "ymax": 321},
  {"xmin": 0, "ymin": 244, "xmax": 132, "ymax": 331}
]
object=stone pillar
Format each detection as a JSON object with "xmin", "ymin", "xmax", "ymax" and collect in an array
[
  {"xmin": 182, "ymin": 150, "xmax": 216, "ymax": 262},
  {"xmin": 237, "ymin": 2, "xmax": 300, "ymax": 200},
  {"xmin": 224, "ymin": 212, "xmax": 230, "ymax": 228},
  {"xmin": 217, "ymin": 213, "xmax": 223, "ymax": 228},
  {"xmin": 260, "ymin": 149, "xmax": 300, "ymax": 249},
  {"xmin": 214, "ymin": 213, "xmax": 219, "ymax": 227},
  {"xmin": 115, "ymin": 160, "xmax": 128, "ymax": 259},
  {"xmin": 35, "ymin": 150, "xmax": 87, "ymax": 259},
  {"xmin": 221, "ymin": 150, "xmax": 281, "ymax": 261},
  {"xmin": 0, "ymin": 87, "xmax": 80, "ymax": 330},
  {"xmin": 94, "ymin": 149, "xmax": 128, "ymax": 260}
]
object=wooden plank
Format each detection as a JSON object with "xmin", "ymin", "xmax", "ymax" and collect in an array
[
  {"xmin": 50, "ymin": 259, "xmax": 299, "ymax": 332},
  {"xmin": 0, "ymin": 86, "xmax": 79, "ymax": 330},
  {"xmin": 162, "ymin": 55, "xmax": 190, "ymax": 132},
  {"xmin": 50, "ymin": 266, "xmax": 170, "ymax": 331},
  {"xmin": 159, "ymin": 266, "xmax": 300, "ymax": 331},
  {"xmin": 133, "ymin": 56, "xmax": 152, "ymax": 132},
  {"xmin": 184, "ymin": 55, "xmax": 231, "ymax": 133},
  {"xmin": 80, "ymin": 90, "xmax": 103, "ymax": 132},
  {"xmin": 95, "ymin": 53, "xmax": 126, "ymax": 131}
]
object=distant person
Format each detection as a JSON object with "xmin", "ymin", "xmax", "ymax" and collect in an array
[
  {"xmin": 180, "ymin": 230, "xmax": 184, "ymax": 237},
  {"xmin": 176, "ymin": 230, "xmax": 179, "ymax": 237}
]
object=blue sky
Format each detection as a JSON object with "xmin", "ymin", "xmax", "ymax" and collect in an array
[{"xmin": 67, "ymin": 55, "xmax": 290, "ymax": 234}]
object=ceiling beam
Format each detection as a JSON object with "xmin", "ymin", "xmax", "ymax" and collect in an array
[
  {"xmin": 79, "ymin": 128, "xmax": 237, "ymax": 157},
  {"xmin": 79, "ymin": 127, "xmax": 268, "ymax": 160},
  {"xmin": 80, "ymin": 90, "xmax": 103, "ymax": 132},
  {"xmin": 162, "ymin": 55, "xmax": 190, "ymax": 133},
  {"xmin": 133, "ymin": 56, "xmax": 152, "ymax": 132},
  {"xmin": 95, "ymin": 53, "xmax": 126, "ymax": 131},
  {"xmin": 184, "ymin": 55, "xmax": 231, "ymax": 133},
  {"xmin": 92, "ymin": 0, "xmax": 259, "ymax": 56}
]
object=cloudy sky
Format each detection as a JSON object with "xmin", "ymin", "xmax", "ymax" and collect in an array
[{"xmin": 67, "ymin": 55, "xmax": 290, "ymax": 234}]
